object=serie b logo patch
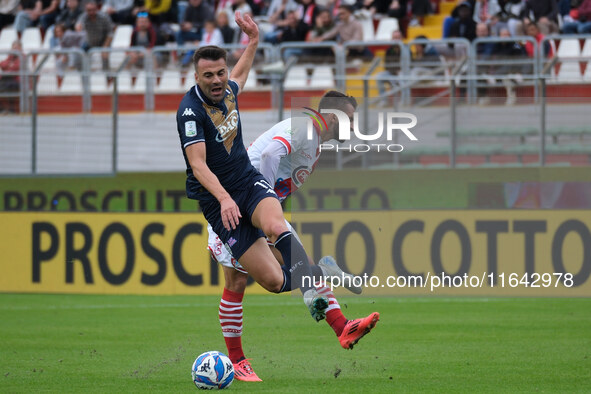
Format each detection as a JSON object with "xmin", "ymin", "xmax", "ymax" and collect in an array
[{"xmin": 185, "ymin": 121, "xmax": 197, "ymax": 137}]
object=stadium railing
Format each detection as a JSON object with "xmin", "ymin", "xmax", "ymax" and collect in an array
[
  {"xmin": 3, "ymin": 37, "xmax": 591, "ymax": 174},
  {"xmin": 471, "ymin": 36, "xmax": 539, "ymax": 100}
]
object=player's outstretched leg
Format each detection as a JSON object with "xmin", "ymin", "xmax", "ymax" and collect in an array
[
  {"xmin": 275, "ymin": 232, "xmax": 329, "ymax": 321},
  {"xmin": 218, "ymin": 267, "xmax": 262, "ymax": 382},
  {"xmin": 252, "ymin": 197, "xmax": 329, "ymax": 322},
  {"xmin": 318, "ymin": 256, "xmax": 363, "ymax": 294}
]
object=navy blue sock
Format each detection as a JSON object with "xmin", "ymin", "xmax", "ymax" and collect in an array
[
  {"xmin": 278, "ymin": 267, "xmax": 291, "ymax": 293},
  {"xmin": 278, "ymin": 265, "xmax": 323, "ymax": 292},
  {"xmin": 274, "ymin": 231, "xmax": 314, "ymax": 294}
]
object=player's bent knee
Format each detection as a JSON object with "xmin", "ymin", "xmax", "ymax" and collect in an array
[
  {"xmin": 258, "ymin": 274, "xmax": 284, "ymax": 293},
  {"xmin": 263, "ymin": 220, "xmax": 289, "ymax": 242}
]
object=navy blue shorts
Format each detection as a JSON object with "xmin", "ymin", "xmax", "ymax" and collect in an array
[{"xmin": 200, "ymin": 172, "xmax": 279, "ymax": 260}]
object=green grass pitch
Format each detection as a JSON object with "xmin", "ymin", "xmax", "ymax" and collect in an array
[{"xmin": 1, "ymin": 294, "xmax": 589, "ymax": 392}]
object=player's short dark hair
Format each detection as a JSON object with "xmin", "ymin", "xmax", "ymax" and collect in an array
[
  {"xmin": 318, "ymin": 91, "xmax": 358, "ymax": 112},
  {"xmin": 193, "ymin": 46, "xmax": 228, "ymax": 70}
]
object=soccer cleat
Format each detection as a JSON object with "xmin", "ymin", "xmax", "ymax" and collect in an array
[
  {"xmin": 232, "ymin": 359, "xmax": 262, "ymax": 382},
  {"xmin": 303, "ymin": 288, "xmax": 329, "ymax": 322},
  {"xmin": 318, "ymin": 256, "xmax": 363, "ymax": 295},
  {"xmin": 338, "ymin": 312, "xmax": 380, "ymax": 350}
]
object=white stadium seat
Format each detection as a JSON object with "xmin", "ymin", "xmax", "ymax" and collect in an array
[
  {"xmin": 22, "ymin": 27, "xmax": 42, "ymax": 51},
  {"xmin": 242, "ymin": 69, "xmax": 257, "ymax": 90},
  {"xmin": 60, "ymin": 73, "xmax": 84, "ymax": 93},
  {"xmin": 90, "ymin": 73, "xmax": 110, "ymax": 93},
  {"xmin": 0, "ymin": 27, "xmax": 17, "ymax": 50},
  {"xmin": 582, "ymin": 39, "xmax": 591, "ymax": 80},
  {"xmin": 556, "ymin": 39, "xmax": 581, "ymax": 81},
  {"xmin": 0, "ymin": 27, "xmax": 17, "ymax": 61},
  {"xmin": 375, "ymin": 18, "xmax": 399, "ymax": 41},
  {"xmin": 360, "ymin": 18, "xmax": 374, "ymax": 41},
  {"xmin": 37, "ymin": 73, "xmax": 58, "ymax": 94},
  {"xmin": 110, "ymin": 25, "xmax": 134, "ymax": 67},
  {"xmin": 156, "ymin": 70, "xmax": 184, "ymax": 92},
  {"xmin": 43, "ymin": 25, "xmax": 54, "ymax": 49},
  {"xmin": 310, "ymin": 65, "xmax": 334, "ymax": 88},
  {"xmin": 283, "ymin": 66, "xmax": 309, "ymax": 89},
  {"xmin": 111, "ymin": 25, "xmax": 134, "ymax": 48}
]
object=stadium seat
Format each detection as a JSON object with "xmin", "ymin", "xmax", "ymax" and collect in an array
[
  {"xmin": 556, "ymin": 39, "xmax": 581, "ymax": 81},
  {"xmin": 242, "ymin": 69, "xmax": 257, "ymax": 90},
  {"xmin": 116, "ymin": 73, "xmax": 133, "ymax": 92},
  {"xmin": 112, "ymin": 25, "xmax": 134, "ymax": 48},
  {"xmin": 310, "ymin": 65, "xmax": 334, "ymax": 88},
  {"xmin": 110, "ymin": 25, "xmax": 134, "ymax": 67},
  {"xmin": 156, "ymin": 70, "xmax": 184, "ymax": 92},
  {"xmin": 37, "ymin": 73, "xmax": 59, "ymax": 94},
  {"xmin": 582, "ymin": 39, "xmax": 591, "ymax": 80},
  {"xmin": 0, "ymin": 27, "xmax": 17, "ymax": 50},
  {"xmin": 60, "ymin": 73, "xmax": 84, "ymax": 93},
  {"xmin": 183, "ymin": 71, "xmax": 196, "ymax": 91},
  {"xmin": 43, "ymin": 25, "xmax": 54, "ymax": 49},
  {"xmin": 360, "ymin": 18, "xmax": 375, "ymax": 41},
  {"xmin": 375, "ymin": 18, "xmax": 399, "ymax": 40},
  {"xmin": 283, "ymin": 65, "xmax": 309, "ymax": 89},
  {"xmin": 90, "ymin": 73, "xmax": 110, "ymax": 93},
  {"xmin": 22, "ymin": 27, "xmax": 42, "ymax": 51}
]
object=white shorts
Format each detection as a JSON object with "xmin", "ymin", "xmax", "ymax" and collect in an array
[{"xmin": 207, "ymin": 220, "xmax": 301, "ymax": 274}]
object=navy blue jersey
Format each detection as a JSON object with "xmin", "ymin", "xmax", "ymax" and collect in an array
[{"xmin": 176, "ymin": 80, "xmax": 257, "ymax": 201}]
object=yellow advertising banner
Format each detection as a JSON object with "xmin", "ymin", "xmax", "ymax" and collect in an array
[
  {"xmin": 292, "ymin": 210, "xmax": 590, "ymax": 296},
  {"xmin": 0, "ymin": 212, "xmax": 267, "ymax": 295},
  {"xmin": 0, "ymin": 211, "xmax": 589, "ymax": 296}
]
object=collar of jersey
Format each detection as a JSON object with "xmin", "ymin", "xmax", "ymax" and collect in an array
[{"xmin": 195, "ymin": 84, "xmax": 226, "ymax": 107}]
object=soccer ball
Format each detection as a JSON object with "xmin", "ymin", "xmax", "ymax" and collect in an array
[{"xmin": 191, "ymin": 351, "xmax": 234, "ymax": 390}]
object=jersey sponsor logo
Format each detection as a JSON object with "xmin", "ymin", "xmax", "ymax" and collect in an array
[
  {"xmin": 202, "ymin": 90, "xmax": 239, "ymax": 154},
  {"xmin": 182, "ymin": 107, "xmax": 196, "ymax": 116},
  {"xmin": 214, "ymin": 109, "xmax": 239, "ymax": 148},
  {"xmin": 293, "ymin": 166, "xmax": 311, "ymax": 187},
  {"xmin": 185, "ymin": 121, "xmax": 197, "ymax": 137}
]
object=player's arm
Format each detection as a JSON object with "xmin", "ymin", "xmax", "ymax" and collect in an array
[
  {"xmin": 185, "ymin": 143, "xmax": 242, "ymax": 231},
  {"xmin": 229, "ymin": 11, "xmax": 259, "ymax": 94},
  {"xmin": 259, "ymin": 139, "xmax": 289, "ymax": 185}
]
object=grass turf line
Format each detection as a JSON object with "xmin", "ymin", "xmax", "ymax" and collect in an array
[{"xmin": 0, "ymin": 294, "xmax": 589, "ymax": 392}]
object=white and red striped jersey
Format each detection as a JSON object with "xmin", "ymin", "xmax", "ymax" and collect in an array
[{"xmin": 248, "ymin": 117, "xmax": 321, "ymax": 201}]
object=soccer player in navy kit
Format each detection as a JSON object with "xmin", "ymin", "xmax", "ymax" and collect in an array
[
  {"xmin": 209, "ymin": 92, "xmax": 380, "ymax": 381},
  {"xmin": 176, "ymin": 13, "xmax": 329, "ymax": 329}
]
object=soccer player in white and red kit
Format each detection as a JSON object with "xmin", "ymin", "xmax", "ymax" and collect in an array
[{"xmin": 210, "ymin": 92, "xmax": 380, "ymax": 381}]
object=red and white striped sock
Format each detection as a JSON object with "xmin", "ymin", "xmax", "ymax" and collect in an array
[
  {"xmin": 316, "ymin": 285, "xmax": 347, "ymax": 337},
  {"xmin": 218, "ymin": 288, "xmax": 245, "ymax": 364}
]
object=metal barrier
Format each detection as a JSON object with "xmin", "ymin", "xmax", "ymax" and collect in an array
[{"xmin": 2, "ymin": 36, "xmax": 591, "ymax": 175}]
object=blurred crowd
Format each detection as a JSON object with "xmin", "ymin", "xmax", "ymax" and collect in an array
[
  {"xmin": 0, "ymin": 0, "xmax": 587, "ymax": 103},
  {"xmin": 0, "ymin": 0, "xmax": 586, "ymax": 68}
]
